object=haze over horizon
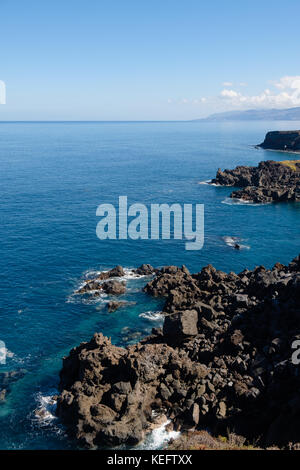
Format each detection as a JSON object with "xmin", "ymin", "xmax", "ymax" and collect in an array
[{"xmin": 1, "ymin": 0, "xmax": 300, "ymax": 121}]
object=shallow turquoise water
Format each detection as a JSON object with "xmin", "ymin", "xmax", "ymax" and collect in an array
[{"xmin": 0, "ymin": 121, "xmax": 299, "ymax": 449}]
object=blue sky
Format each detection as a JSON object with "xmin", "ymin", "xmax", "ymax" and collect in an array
[{"xmin": 1, "ymin": 0, "xmax": 300, "ymax": 120}]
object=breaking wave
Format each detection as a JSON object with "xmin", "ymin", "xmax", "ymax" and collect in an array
[
  {"xmin": 136, "ymin": 419, "xmax": 180, "ymax": 450},
  {"xmin": 32, "ymin": 392, "xmax": 58, "ymax": 426},
  {"xmin": 222, "ymin": 236, "xmax": 250, "ymax": 250},
  {"xmin": 221, "ymin": 197, "xmax": 267, "ymax": 206},
  {"xmin": 139, "ymin": 311, "xmax": 164, "ymax": 322},
  {"xmin": 198, "ymin": 179, "xmax": 212, "ymax": 185}
]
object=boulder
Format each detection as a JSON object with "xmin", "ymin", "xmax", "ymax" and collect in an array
[
  {"xmin": 135, "ymin": 264, "xmax": 155, "ymax": 275},
  {"xmin": 163, "ymin": 310, "xmax": 198, "ymax": 341},
  {"xmin": 97, "ymin": 265, "xmax": 125, "ymax": 280},
  {"xmin": 102, "ymin": 280, "xmax": 126, "ymax": 295}
]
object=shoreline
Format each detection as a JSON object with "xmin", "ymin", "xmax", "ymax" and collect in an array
[
  {"xmin": 56, "ymin": 255, "xmax": 300, "ymax": 449},
  {"xmin": 211, "ymin": 159, "xmax": 300, "ymax": 203},
  {"xmin": 255, "ymin": 145, "xmax": 300, "ymax": 155}
]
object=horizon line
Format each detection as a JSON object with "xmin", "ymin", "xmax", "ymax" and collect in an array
[{"xmin": 0, "ymin": 120, "xmax": 189, "ymax": 123}]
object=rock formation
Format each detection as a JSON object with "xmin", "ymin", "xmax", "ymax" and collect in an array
[
  {"xmin": 75, "ymin": 264, "xmax": 156, "ymax": 298},
  {"xmin": 211, "ymin": 160, "xmax": 300, "ymax": 203},
  {"xmin": 75, "ymin": 266, "xmax": 127, "ymax": 297},
  {"xmin": 134, "ymin": 264, "xmax": 157, "ymax": 276},
  {"xmin": 258, "ymin": 131, "xmax": 300, "ymax": 152},
  {"xmin": 57, "ymin": 255, "xmax": 300, "ymax": 448}
]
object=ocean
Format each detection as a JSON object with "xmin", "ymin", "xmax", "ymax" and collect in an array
[{"xmin": 0, "ymin": 121, "xmax": 299, "ymax": 449}]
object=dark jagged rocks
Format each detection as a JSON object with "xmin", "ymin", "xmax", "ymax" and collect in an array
[
  {"xmin": 211, "ymin": 160, "xmax": 300, "ymax": 203},
  {"xmin": 134, "ymin": 264, "xmax": 157, "ymax": 276},
  {"xmin": 57, "ymin": 255, "xmax": 300, "ymax": 448},
  {"xmin": 258, "ymin": 130, "xmax": 300, "ymax": 152},
  {"xmin": 75, "ymin": 264, "xmax": 156, "ymax": 297},
  {"xmin": 75, "ymin": 266, "xmax": 126, "ymax": 297}
]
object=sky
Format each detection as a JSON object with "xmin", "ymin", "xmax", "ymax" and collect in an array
[{"xmin": 1, "ymin": 0, "xmax": 300, "ymax": 120}]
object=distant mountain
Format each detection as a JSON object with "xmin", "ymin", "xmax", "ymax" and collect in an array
[{"xmin": 195, "ymin": 107, "xmax": 300, "ymax": 122}]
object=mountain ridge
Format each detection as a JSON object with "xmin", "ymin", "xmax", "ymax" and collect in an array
[{"xmin": 195, "ymin": 107, "xmax": 300, "ymax": 122}]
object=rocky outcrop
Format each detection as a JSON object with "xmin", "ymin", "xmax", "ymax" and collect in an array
[
  {"xmin": 211, "ymin": 160, "xmax": 300, "ymax": 203},
  {"xmin": 134, "ymin": 264, "xmax": 157, "ymax": 276},
  {"xmin": 75, "ymin": 264, "xmax": 157, "ymax": 298},
  {"xmin": 58, "ymin": 255, "xmax": 300, "ymax": 448},
  {"xmin": 75, "ymin": 266, "xmax": 126, "ymax": 296},
  {"xmin": 258, "ymin": 131, "xmax": 300, "ymax": 151},
  {"xmin": 97, "ymin": 265, "xmax": 125, "ymax": 280},
  {"xmin": 102, "ymin": 280, "xmax": 126, "ymax": 296}
]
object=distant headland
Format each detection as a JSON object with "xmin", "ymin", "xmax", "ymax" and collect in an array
[
  {"xmin": 212, "ymin": 159, "xmax": 300, "ymax": 203},
  {"xmin": 258, "ymin": 130, "xmax": 300, "ymax": 152},
  {"xmin": 209, "ymin": 130, "xmax": 300, "ymax": 203},
  {"xmin": 195, "ymin": 107, "xmax": 300, "ymax": 122}
]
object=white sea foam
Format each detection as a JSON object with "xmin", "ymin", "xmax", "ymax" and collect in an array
[
  {"xmin": 221, "ymin": 196, "xmax": 266, "ymax": 206},
  {"xmin": 139, "ymin": 311, "xmax": 164, "ymax": 322},
  {"xmin": 84, "ymin": 267, "xmax": 145, "ymax": 281},
  {"xmin": 123, "ymin": 268, "xmax": 145, "ymax": 280},
  {"xmin": 223, "ymin": 235, "xmax": 239, "ymax": 247},
  {"xmin": 33, "ymin": 392, "xmax": 58, "ymax": 425},
  {"xmin": 31, "ymin": 392, "xmax": 67, "ymax": 439},
  {"xmin": 222, "ymin": 236, "xmax": 250, "ymax": 250},
  {"xmin": 198, "ymin": 179, "xmax": 227, "ymax": 187},
  {"xmin": 0, "ymin": 345, "xmax": 14, "ymax": 363},
  {"xmin": 137, "ymin": 419, "xmax": 180, "ymax": 450},
  {"xmin": 69, "ymin": 265, "xmax": 152, "ymax": 301},
  {"xmin": 66, "ymin": 290, "xmax": 108, "ymax": 304},
  {"xmin": 198, "ymin": 179, "xmax": 212, "ymax": 185}
]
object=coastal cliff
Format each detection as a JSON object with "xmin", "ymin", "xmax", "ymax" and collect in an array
[
  {"xmin": 57, "ymin": 256, "xmax": 300, "ymax": 449},
  {"xmin": 258, "ymin": 130, "xmax": 300, "ymax": 151},
  {"xmin": 212, "ymin": 160, "xmax": 300, "ymax": 203}
]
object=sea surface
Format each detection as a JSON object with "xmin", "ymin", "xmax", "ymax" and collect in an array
[{"xmin": 0, "ymin": 121, "xmax": 299, "ymax": 449}]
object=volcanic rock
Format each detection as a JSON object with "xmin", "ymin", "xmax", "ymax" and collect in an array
[
  {"xmin": 58, "ymin": 254, "xmax": 300, "ymax": 448},
  {"xmin": 102, "ymin": 280, "xmax": 126, "ymax": 296},
  {"xmin": 212, "ymin": 160, "xmax": 300, "ymax": 203},
  {"xmin": 258, "ymin": 130, "xmax": 300, "ymax": 151}
]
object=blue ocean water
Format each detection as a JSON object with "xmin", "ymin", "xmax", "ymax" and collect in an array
[{"xmin": 0, "ymin": 121, "xmax": 299, "ymax": 449}]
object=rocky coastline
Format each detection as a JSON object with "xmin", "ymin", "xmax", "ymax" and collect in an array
[
  {"xmin": 258, "ymin": 130, "xmax": 300, "ymax": 152},
  {"xmin": 211, "ymin": 160, "xmax": 300, "ymax": 203},
  {"xmin": 57, "ymin": 256, "xmax": 300, "ymax": 449}
]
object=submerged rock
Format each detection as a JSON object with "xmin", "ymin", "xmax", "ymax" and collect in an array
[
  {"xmin": 0, "ymin": 369, "xmax": 27, "ymax": 403},
  {"xmin": 107, "ymin": 300, "xmax": 128, "ymax": 312},
  {"xmin": 0, "ymin": 389, "xmax": 6, "ymax": 403}
]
